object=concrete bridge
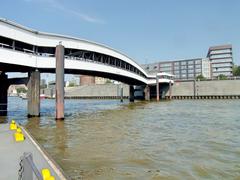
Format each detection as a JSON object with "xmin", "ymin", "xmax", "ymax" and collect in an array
[{"xmin": 0, "ymin": 18, "xmax": 173, "ymax": 119}]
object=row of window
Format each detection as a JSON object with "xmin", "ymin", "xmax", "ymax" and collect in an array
[
  {"xmin": 211, "ymin": 63, "xmax": 233, "ymax": 68},
  {"xmin": 209, "ymin": 49, "xmax": 231, "ymax": 55},
  {"xmin": 210, "ymin": 54, "xmax": 232, "ymax": 59},
  {"xmin": 212, "ymin": 67, "xmax": 232, "ymax": 72}
]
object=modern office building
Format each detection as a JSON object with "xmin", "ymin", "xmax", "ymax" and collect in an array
[
  {"xmin": 201, "ymin": 58, "xmax": 211, "ymax": 78},
  {"xmin": 207, "ymin": 44, "xmax": 233, "ymax": 77},
  {"xmin": 143, "ymin": 44, "xmax": 233, "ymax": 80},
  {"xmin": 142, "ymin": 58, "xmax": 205, "ymax": 80}
]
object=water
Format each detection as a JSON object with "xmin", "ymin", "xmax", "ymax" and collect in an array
[{"xmin": 5, "ymin": 97, "xmax": 240, "ymax": 179}]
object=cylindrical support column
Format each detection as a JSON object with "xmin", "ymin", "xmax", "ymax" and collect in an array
[
  {"xmin": 156, "ymin": 76, "xmax": 160, "ymax": 101},
  {"xmin": 169, "ymin": 82, "xmax": 172, "ymax": 100},
  {"xmin": 193, "ymin": 80, "xmax": 196, "ymax": 99},
  {"xmin": 120, "ymin": 84, "xmax": 123, "ymax": 102},
  {"xmin": 0, "ymin": 73, "xmax": 8, "ymax": 116},
  {"xmin": 27, "ymin": 70, "xmax": 40, "ymax": 117},
  {"xmin": 144, "ymin": 85, "xmax": 150, "ymax": 101},
  {"xmin": 129, "ymin": 85, "xmax": 134, "ymax": 102},
  {"xmin": 55, "ymin": 44, "xmax": 65, "ymax": 120}
]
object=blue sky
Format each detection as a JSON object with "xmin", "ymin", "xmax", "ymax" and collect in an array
[{"xmin": 1, "ymin": 0, "xmax": 240, "ymax": 80}]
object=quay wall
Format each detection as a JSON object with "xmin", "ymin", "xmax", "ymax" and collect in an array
[
  {"xmin": 168, "ymin": 80, "xmax": 240, "ymax": 97},
  {"xmin": 42, "ymin": 84, "xmax": 129, "ymax": 99},
  {"xmin": 41, "ymin": 80, "xmax": 240, "ymax": 99}
]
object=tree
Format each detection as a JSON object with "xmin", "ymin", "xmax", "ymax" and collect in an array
[
  {"xmin": 233, "ymin": 65, "xmax": 240, "ymax": 76},
  {"xmin": 218, "ymin": 74, "xmax": 228, "ymax": 80},
  {"xmin": 196, "ymin": 74, "xmax": 206, "ymax": 81},
  {"xmin": 16, "ymin": 87, "xmax": 27, "ymax": 94},
  {"xmin": 40, "ymin": 84, "xmax": 47, "ymax": 89},
  {"xmin": 105, "ymin": 79, "xmax": 112, "ymax": 84},
  {"xmin": 68, "ymin": 82, "xmax": 75, "ymax": 87}
]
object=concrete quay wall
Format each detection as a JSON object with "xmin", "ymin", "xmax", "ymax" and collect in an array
[
  {"xmin": 167, "ymin": 80, "xmax": 240, "ymax": 98},
  {"xmin": 41, "ymin": 80, "xmax": 240, "ymax": 99},
  {"xmin": 42, "ymin": 84, "xmax": 129, "ymax": 98}
]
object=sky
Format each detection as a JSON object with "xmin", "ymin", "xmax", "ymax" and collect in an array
[{"xmin": 1, "ymin": 0, "xmax": 240, "ymax": 80}]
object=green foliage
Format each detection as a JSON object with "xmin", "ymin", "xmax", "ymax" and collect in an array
[
  {"xmin": 218, "ymin": 74, "xmax": 228, "ymax": 80},
  {"xmin": 105, "ymin": 79, "xmax": 112, "ymax": 84},
  {"xmin": 40, "ymin": 84, "xmax": 47, "ymax": 89},
  {"xmin": 68, "ymin": 82, "xmax": 75, "ymax": 87},
  {"xmin": 16, "ymin": 87, "xmax": 27, "ymax": 94},
  {"xmin": 233, "ymin": 65, "xmax": 240, "ymax": 76},
  {"xmin": 196, "ymin": 74, "xmax": 206, "ymax": 81}
]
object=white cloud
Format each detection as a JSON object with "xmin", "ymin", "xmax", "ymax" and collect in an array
[{"xmin": 23, "ymin": 0, "xmax": 105, "ymax": 24}]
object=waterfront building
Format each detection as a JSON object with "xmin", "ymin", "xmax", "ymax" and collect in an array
[
  {"xmin": 79, "ymin": 75, "xmax": 95, "ymax": 85},
  {"xmin": 143, "ymin": 44, "xmax": 233, "ymax": 80},
  {"xmin": 201, "ymin": 58, "xmax": 211, "ymax": 79},
  {"xmin": 142, "ymin": 58, "xmax": 203, "ymax": 80},
  {"xmin": 207, "ymin": 44, "xmax": 233, "ymax": 77},
  {"xmin": 95, "ymin": 77, "xmax": 108, "ymax": 84}
]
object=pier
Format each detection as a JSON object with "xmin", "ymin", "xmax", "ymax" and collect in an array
[{"xmin": 0, "ymin": 123, "xmax": 67, "ymax": 180}]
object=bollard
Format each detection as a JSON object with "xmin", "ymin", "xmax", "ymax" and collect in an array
[
  {"xmin": 10, "ymin": 120, "xmax": 17, "ymax": 130},
  {"xmin": 14, "ymin": 127, "xmax": 25, "ymax": 142},
  {"xmin": 42, "ymin": 168, "xmax": 55, "ymax": 180}
]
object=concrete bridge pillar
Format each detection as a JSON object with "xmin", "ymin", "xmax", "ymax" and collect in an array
[
  {"xmin": 129, "ymin": 85, "xmax": 134, "ymax": 102},
  {"xmin": 55, "ymin": 44, "xmax": 65, "ymax": 120},
  {"xmin": 144, "ymin": 85, "xmax": 150, "ymax": 101},
  {"xmin": 27, "ymin": 70, "xmax": 40, "ymax": 117},
  {"xmin": 0, "ymin": 73, "xmax": 9, "ymax": 116},
  {"xmin": 120, "ymin": 85, "xmax": 123, "ymax": 102},
  {"xmin": 169, "ymin": 82, "xmax": 172, "ymax": 100},
  {"xmin": 156, "ymin": 76, "xmax": 160, "ymax": 101}
]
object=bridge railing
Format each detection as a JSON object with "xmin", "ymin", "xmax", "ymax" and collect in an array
[{"xmin": 0, "ymin": 43, "xmax": 147, "ymax": 79}]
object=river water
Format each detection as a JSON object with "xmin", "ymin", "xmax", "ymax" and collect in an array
[{"xmin": 5, "ymin": 97, "xmax": 240, "ymax": 179}]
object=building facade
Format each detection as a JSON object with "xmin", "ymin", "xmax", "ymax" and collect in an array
[
  {"xmin": 79, "ymin": 75, "xmax": 95, "ymax": 85},
  {"xmin": 143, "ymin": 44, "xmax": 233, "ymax": 80},
  {"xmin": 95, "ymin": 77, "xmax": 108, "ymax": 84},
  {"xmin": 207, "ymin": 44, "xmax": 233, "ymax": 77},
  {"xmin": 142, "ymin": 58, "xmax": 204, "ymax": 80}
]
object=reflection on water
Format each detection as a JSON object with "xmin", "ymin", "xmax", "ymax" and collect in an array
[{"xmin": 7, "ymin": 97, "xmax": 240, "ymax": 179}]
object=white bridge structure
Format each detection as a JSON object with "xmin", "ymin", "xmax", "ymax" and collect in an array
[{"xmin": 0, "ymin": 18, "xmax": 173, "ymax": 118}]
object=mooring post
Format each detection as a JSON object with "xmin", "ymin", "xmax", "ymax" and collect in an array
[
  {"xmin": 120, "ymin": 84, "xmax": 123, "ymax": 102},
  {"xmin": 129, "ymin": 85, "xmax": 134, "ymax": 102},
  {"xmin": 193, "ymin": 80, "xmax": 196, "ymax": 99},
  {"xmin": 144, "ymin": 85, "xmax": 150, "ymax": 101},
  {"xmin": 27, "ymin": 70, "xmax": 40, "ymax": 117},
  {"xmin": 55, "ymin": 43, "xmax": 65, "ymax": 120},
  {"xmin": 156, "ymin": 75, "xmax": 160, "ymax": 101},
  {"xmin": 169, "ymin": 81, "xmax": 172, "ymax": 100},
  {"xmin": 0, "ymin": 73, "xmax": 8, "ymax": 116}
]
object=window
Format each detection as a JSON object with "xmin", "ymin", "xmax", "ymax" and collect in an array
[{"xmin": 181, "ymin": 61, "xmax": 186, "ymax": 65}]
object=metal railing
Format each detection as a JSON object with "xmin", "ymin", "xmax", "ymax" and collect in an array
[
  {"xmin": 18, "ymin": 152, "xmax": 42, "ymax": 180},
  {"xmin": 0, "ymin": 43, "xmax": 147, "ymax": 78}
]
